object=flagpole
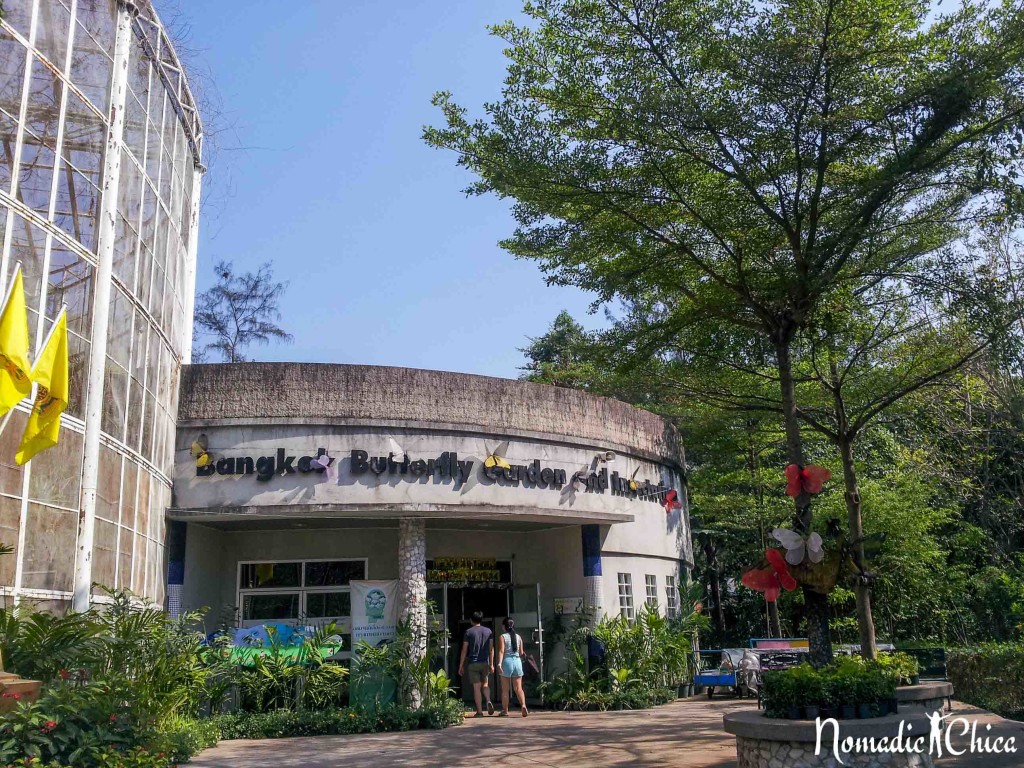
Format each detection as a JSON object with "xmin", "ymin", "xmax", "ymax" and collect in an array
[
  {"xmin": 34, "ymin": 304, "xmax": 67, "ymax": 360},
  {"xmin": 0, "ymin": 262, "xmax": 22, "ymax": 315}
]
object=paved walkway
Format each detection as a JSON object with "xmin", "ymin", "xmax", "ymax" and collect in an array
[{"xmin": 188, "ymin": 698, "xmax": 1023, "ymax": 768}]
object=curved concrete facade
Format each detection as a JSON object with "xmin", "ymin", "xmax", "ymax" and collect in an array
[
  {"xmin": 174, "ymin": 363, "xmax": 692, "ymax": 680},
  {"xmin": 177, "ymin": 363, "xmax": 684, "ymax": 468}
]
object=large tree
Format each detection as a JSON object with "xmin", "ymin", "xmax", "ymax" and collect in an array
[{"xmin": 427, "ymin": 0, "xmax": 1024, "ymax": 665}]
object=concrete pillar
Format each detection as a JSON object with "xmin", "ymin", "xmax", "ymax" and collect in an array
[{"xmin": 398, "ymin": 517, "xmax": 426, "ymax": 706}]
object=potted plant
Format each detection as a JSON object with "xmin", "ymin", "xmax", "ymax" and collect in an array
[
  {"xmin": 830, "ymin": 668, "xmax": 857, "ymax": 720},
  {"xmin": 801, "ymin": 668, "xmax": 825, "ymax": 721},
  {"xmin": 762, "ymin": 667, "xmax": 802, "ymax": 719},
  {"xmin": 851, "ymin": 667, "xmax": 881, "ymax": 718}
]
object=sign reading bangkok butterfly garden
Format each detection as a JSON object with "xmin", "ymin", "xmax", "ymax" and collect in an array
[{"xmin": 193, "ymin": 445, "xmax": 675, "ymax": 506}]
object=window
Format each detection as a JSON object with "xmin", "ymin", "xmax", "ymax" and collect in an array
[
  {"xmin": 617, "ymin": 573, "xmax": 634, "ymax": 619},
  {"xmin": 645, "ymin": 574, "xmax": 659, "ymax": 610},
  {"xmin": 666, "ymin": 575, "xmax": 679, "ymax": 617},
  {"xmin": 236, "ymin": 559, "xmax": 367, "ymax": 653}
]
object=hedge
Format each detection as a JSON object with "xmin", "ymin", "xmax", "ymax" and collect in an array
[{"xmin": 947, "ymin": 644, "xmax": 1024, "ymax": 720}]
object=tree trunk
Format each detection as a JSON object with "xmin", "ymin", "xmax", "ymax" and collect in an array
[
  {"xmin": 704, "ymin": 540, "xmax": 727, "ymax": 639},
  {"xmin": 775, "ymin": 338, "xmax": 833, "ymax": 667},
  {"xmin": 767, "ymin": 599, "xmax": 781, "ymax": 638},
  {"xmin": 838, "ymin": 432, "xmax": 878, "ymax": 660},
  {"xmin": 804, "ymin": 590, "xmax": 832, "ymax": 663},
  {"xmin": 830, "ymin": 360, "xmax": 878, "ymax": 660}
]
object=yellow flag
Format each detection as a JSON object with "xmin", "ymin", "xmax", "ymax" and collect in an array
[
  {"xmin": 16, "ymin": 310, "xmax": 69, "ymax": 465},
  {"xmin": 0, "ymin": 267, "xmax": 32, "ymax": 416}
]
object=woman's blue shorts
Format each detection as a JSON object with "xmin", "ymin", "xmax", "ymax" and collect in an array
[{"xmin": 500, "ymin": 655, "xmax": 524, "ymax": 678}]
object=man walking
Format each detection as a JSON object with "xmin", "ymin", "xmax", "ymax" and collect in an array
[{"xmin": 457, "ymin": 611, "xmax": 494, "ymax": 717}]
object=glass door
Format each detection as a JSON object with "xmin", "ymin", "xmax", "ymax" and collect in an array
[
  {"xmin": 510, "ymin": 584, "xmax": 544, "ymax": 704},
  {"xmin": 426, "ymin": 584, "xmax": 449, "ymax": 675}
]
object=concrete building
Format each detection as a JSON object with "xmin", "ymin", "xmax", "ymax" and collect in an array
[
  {"xmin": 172, "ymin": 363, "xmax": 692, "ymax": 691},
  {"xmin": 0, "ymin": 0, "xmax": 203, "ymax": 610}
]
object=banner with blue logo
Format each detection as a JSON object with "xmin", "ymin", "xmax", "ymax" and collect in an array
[{"xmin": 350, "ymin": 580, "xmax": 399, "ymax": 652}]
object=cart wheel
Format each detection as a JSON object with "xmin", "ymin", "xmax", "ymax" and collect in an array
[{"xmin": 707, "ymin": 686, "xmax": 715, "ymax": 699}]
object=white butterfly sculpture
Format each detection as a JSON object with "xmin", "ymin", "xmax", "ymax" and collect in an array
[
  {"xmin": 388, "ymin": 438, "xmax": 407, "ymax": 461},
  {"xmin": 771, "ymin": 528, "xmax": 825, "ymax": 565}
]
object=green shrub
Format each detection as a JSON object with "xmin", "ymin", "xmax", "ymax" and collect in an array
[
  {"xmin": 0, "ymin": 678, "xmax": 168, "ymax": 767},
  {"xmin": 162, "ymin": 716, "xmax": 220, "ymax": 763},
  {"xmin": 875, "ymin": 652, "xmax": 919, "ymax": 685},
  {"xmin": 948, "ymin": 644, "xmax": 1024, "ymax": 720},
  {"xmin": 211, "ymin": 701, "xmax": 462, "ymax": 741},
  {"xmin": 4, "ymin": 748, "xmax": 172, "ymax": 767},
  {"xmin": 544, "ymin": 600, "xmax": 707, "ymax": 711},
  {"xmin": 761, "ymin": 661, "xmax": 897, "ymax": 719}
]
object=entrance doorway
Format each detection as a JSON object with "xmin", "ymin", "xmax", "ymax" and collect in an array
[{"xmin": 426, "ymin": 583, "xmax": 544, "ymax": 704}]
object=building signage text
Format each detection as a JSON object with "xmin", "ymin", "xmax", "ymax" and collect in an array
[{"xmin": 194, "ymin": 446, "xmax": 673, "ymax": 505}]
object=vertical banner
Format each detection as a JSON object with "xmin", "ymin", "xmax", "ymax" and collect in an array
[{"xmin": 350, "ymin": 580, "xmax": 399, "ymax": 652}]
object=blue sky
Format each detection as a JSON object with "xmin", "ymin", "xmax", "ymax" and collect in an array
[{"xmin": 158, "ymin": 0, "xmax": 603, "ymax": 377}]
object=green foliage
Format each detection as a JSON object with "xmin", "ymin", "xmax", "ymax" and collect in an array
[
  {"xmin": 348, "ymin": 618, "xmax": 449, "ymax": 711},
  {"xmin": 0, "ymin": 594, "xmax": 465, "ymax": 766},
  {"xmin": 519, "ymin": 311, "xmax": 602, "ymax": 390},
  {"xmin": 430, "ymin": 0, "xmax": 1024, "ymax": 662},
  {"xmin": 4, "ymin": 750, "xmax": 171, "ymax": 768},
  {"xmin": 544, "ymin": 601, "xmax": 706, "ymax": 710},
  {"xmin": 0, "ymin": 679, "xmax": 166, "ymax": 767},
  {"xmin": 161, "ymin": 716, "xmax": 219, "ymax": 764},
  {"xmin": 762, "ymin": 660, "xmax": 898, "ymax": 719},
  {"xmin": 234, "ymin": 623, "xmax": 347, "ymax": 713},
  {"xmin": 0, "ymin": 610, "xmax": 104, "ymax": 683},
  {"xmin": 874, "ymin": 652, "xmax": 919, "ymax": 686},
  {"xmin": 948, "ymin": 644, "xmax": 1024, "ymax": 720}
]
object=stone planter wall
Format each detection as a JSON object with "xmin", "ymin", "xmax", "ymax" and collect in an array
[
  {"xmin": 725, "ymin": 710, "xmax": 937, "ymax": 768},
  {"xmin": 896, "ymin": 682, "xmax": 953, "ymax": 714}
]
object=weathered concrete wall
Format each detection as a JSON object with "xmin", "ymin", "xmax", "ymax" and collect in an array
[{"xmin": 178, "ymin": 364, "xmax": 684, "ymax": 469}]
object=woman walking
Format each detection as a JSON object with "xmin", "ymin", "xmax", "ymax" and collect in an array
[{"xmin": 497, "ymin": 617, "xmax": 529, "ymax": 717}]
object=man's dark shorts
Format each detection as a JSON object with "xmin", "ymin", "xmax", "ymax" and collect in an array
[{"xmin": 466, "ymin": 662, "xmax": 489, "ymax": 684}]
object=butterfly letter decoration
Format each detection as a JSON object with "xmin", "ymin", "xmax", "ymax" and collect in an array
[
  {"xmin": 191, "ymin": 433, "xmax": 212, "ymax": 468},
  {"xmin": 771, "ymin": 527, "xmax": 825, "ymax": 565},
  {"xmin": 663, "ymin": 489, "xmax": 682, "ymax": 513},
  {"xmin": 784, "ymin": 464, "xmax": 832, "ymax": 497},
  {"xmin": 483, "ymin": 441, "xmax": 511, "ymax": 470},
  {"xmin": 741, "ymin": 549, "xmax": 798, "ymax": 602}
]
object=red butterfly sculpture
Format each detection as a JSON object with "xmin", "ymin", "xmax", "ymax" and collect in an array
[
  {"xmin": 784, "ymin": 464, "xmax": 832, "ymax": 497},
  {"xmin": 663, "ymin": 489, "xmax": 682, "ymax": 513},
  {"xmin": 741, "ymin": 549, "xmax": 798, "ymax": 602}
]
